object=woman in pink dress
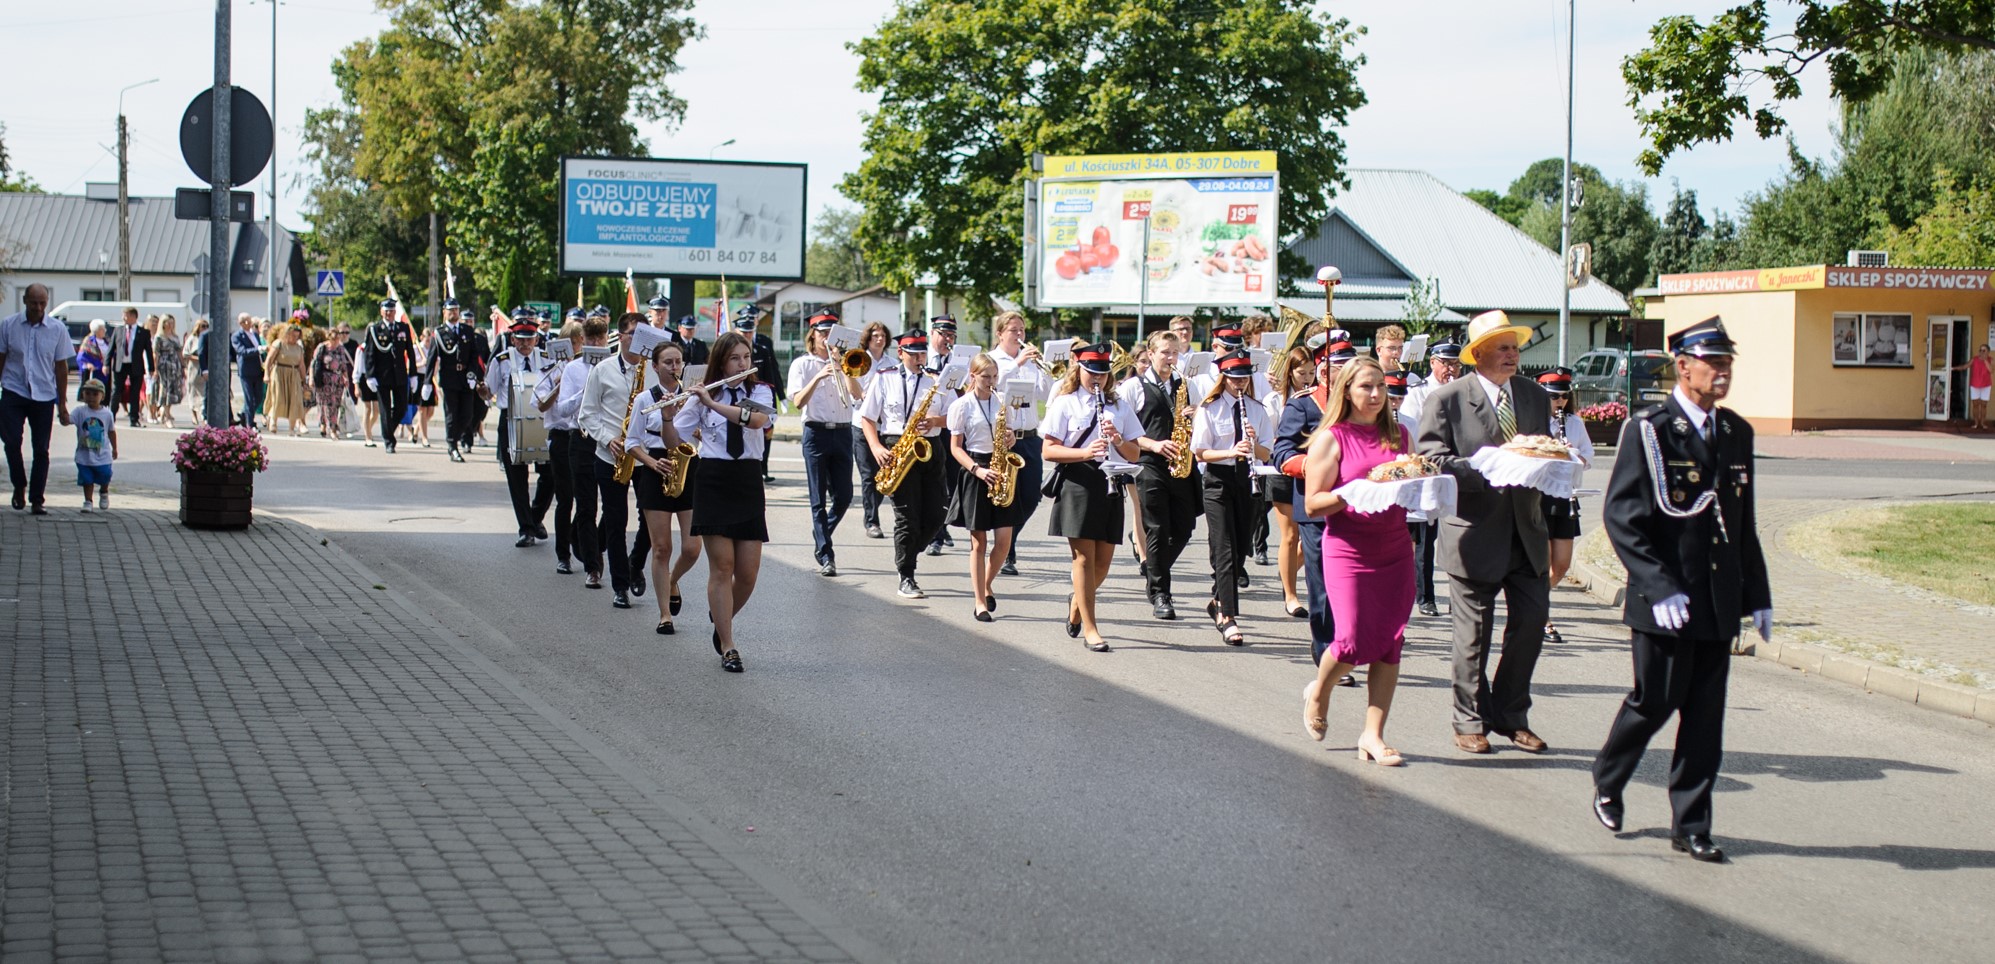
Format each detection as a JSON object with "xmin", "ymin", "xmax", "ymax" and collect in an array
[{"xmin": 1300, "ymin": 357, "xmax": 1414, "ymax": 765}]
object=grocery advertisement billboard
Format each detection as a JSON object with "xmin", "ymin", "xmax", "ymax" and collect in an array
[
  {"xmin": 1030, "ymin": 151, "xmax": 1279, "ymax": 308},
  {"xmin": 559, "ymin": 156, "xmax": 807, "ymax": 280}
]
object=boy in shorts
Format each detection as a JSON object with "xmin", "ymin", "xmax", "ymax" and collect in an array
[{"xmin": 72, "ymin": 379, "xmax": 117, "ymax": 511}]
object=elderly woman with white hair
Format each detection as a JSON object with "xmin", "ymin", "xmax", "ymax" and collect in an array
[{"xmin": 77, "ymin": 320, "xmax": 112, "ymax": 401}]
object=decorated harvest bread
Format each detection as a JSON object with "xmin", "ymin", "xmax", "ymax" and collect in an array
[
  {"xmin": 1501, "ymin": 434, "xmax": 1574, "ymax": 460},
  {"xmin": 1366, "ymin": 454, "xmax": 1439, "ymax": 483}
]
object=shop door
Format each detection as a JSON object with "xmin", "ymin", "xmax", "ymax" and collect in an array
[{"xmin": 1925, "ymin": 317, "xmax": 1966, "ymax": 421}]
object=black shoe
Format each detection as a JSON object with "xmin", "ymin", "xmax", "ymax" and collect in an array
[
  {"xmin": 721, "ymin": 649, "xmax": 744, "ymax": 672},
  {"xmin": 942, "ymin": 533, "xmax": 955, "ymax": 547},
  {"xmin": 30, "ymin": 505, "xmax": 48, "ymax": 515},
  {"xmin": 1139, "ymin": 560, "xmax": 1151, "ymax": 583},
  {"xmin": 1236, "ymin": 571, "xmax": 1249, "ymax": 589},
  {"xmin": 925, "ymin": 541, "xmax": 943, "ymax": 557},
  {"xmin": 1152, "ymin": 597, "xmax": 1177, "ymax": 620},
  {"xmin": 448, "ymin": 447, "xmax": 465, "ymax": 463},
  {"xmin": 533, "ymin": 523, "xmax": 549, "ymax": 540},
  {"xmin": 10, "ymin": 489, "xmax": 23, "ymax": 510},
  {"xmin": 998, "ymin": 561, "xmax": 1019, "ymax": 577},
  {"xmin": 656, "ymin": 620, "xmax": 675, "ymax": 635},
  {"xmin": 630, "ymin": 568, "xmax": 646, "ymax": 597},
  {"xmin": 586, "ymin": 573, "xmax": 603, "ymax": 589},
  {"xmin": 819, "ymin": 561, "xmax": 837, "ymax": 577},
  {"xmin": 1255, "ymin": 549, "xmax": 1271, "ymax": 566},
  {"xmin": 1418, "ymin": 600, "xmax": 1439, "ymax": 617},
  {"xmin": 1592, "ymin": 792, "xmax": 1624, "ymax": 832},
  {"xmin": 1067, "ymin": 594, "xmax": 1081, "ymax": 638},
  {"xmin": 984, "ymin": 594, "xmax": 996, "ymax": 612},
  {"xmin": 386, "ymin": 441, "xmax": 396, "ymax": 453},
  {"xmin": 974, "ymin": 609, "xmax": 994, "ymax": 623},
  {"xmin": 515, "ymin": 533, "xmax": 534, "ymax": 548},
  {"xmin": 1545, "ymin": 626, "xmax": 1566, "ymax": 645},
  {"xmin": 1671, "ymin": 834, "xmax": 1724, "ymax": 863},
  {"xmin": 556, "ymin": 561, "xmax": 574, "ymax": 575},
  {"xmin": 897, "ymin": 578, "xmax": 925, "ymax": 599},
  {"xmin": 612, "ymin": 591, "xmax": 632, "ymax": 609},
  {"xmin": 1338, "ymin": 674, "xmax": 1357, "ymax": 687},
  {"xmin": 866, "ymin": 523, "xmax": 884, "ymax": 539},
  {"xmin": 669, "ymin": 593, "xmax": 682, "ymax": 616}
]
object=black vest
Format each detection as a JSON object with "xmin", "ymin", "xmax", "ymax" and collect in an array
[{"xmin": 1133, "ymin": 376, "xmax": 1179, "ymax": 467}]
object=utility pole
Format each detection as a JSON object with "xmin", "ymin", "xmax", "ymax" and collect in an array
[
  {"xmin": 115, "ymin": 78, "xmax": 157, "ymax": 302},
  {"xmin": 205, "ymin": 0, "xmax": 235, "ymax": 428},
  {"xmin": 266, "ymin": 0, "xmax": 280, "ymax": 324},
  {"xmin": 428, "ymin": 210, "xmax": 440, "ymax": 331},
  {"xmin": 1555, "ymin": 0, "xmax": 1576, "ymax": 366}
]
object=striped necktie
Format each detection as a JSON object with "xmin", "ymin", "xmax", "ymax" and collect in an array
[{"xmin": 1496, "ymin": 384, "xmax": 1516, "ymax": 441}]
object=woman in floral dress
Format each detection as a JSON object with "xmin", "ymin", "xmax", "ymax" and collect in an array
[
  {"xmin": 311, "ymin": 326, "xmax": 356, "ymax": 438},
  {"xmin": 152, "ymin": 315, "xmax": 186, "ymax": 427}
]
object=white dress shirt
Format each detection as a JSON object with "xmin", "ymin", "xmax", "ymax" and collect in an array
[
  {"xmin": 1190, "ymin": 370, "xmax": 1271, "ymax": 405},
  {"xmin": 672, "ymin": 382, "xmax": 775, "ymax": 461},
  {"xmin": 580, "ymin": 354, "xmax": 652, "ymax": 464},
  {"xmin": 787, "ymin": 352, "xmax": 856, "ymax": 425},
  {"xmin": 1550, "ymin": 410, "xmax": 1596, "ymax": 465},
  {"xmin": 0, "ymin": 312, "xmax": 79, "ymax": 401},
  {"xmin": 483, "ymin": 347, "xmax": 548, "ymax": 412},
  {"xmin": 1189, "ymin": 392, "xmax": 1273, "ymax": 471},
  {"xmin": 541, "ymin": 357, "xmax": 591, "ymax": 431},
  {"xmin": 857, "ymin": 369, "xmax": 952, "ymax": 437},
  {"xmin": 1041, "ymin": 388, "xmax": 1147, "ymax": 470},
  {"xmin": 945, "ymin": 391, "xmax": 1006, "ymax": 455}
]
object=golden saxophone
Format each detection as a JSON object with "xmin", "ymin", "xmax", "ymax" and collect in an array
[
  {"xmin": 1168, "ymin": 376, "xmax": 1195, "ymax": 478},
  {"xmin": 987, "ymin": 398, "xmax": 1026, "ymax": 508},
  {"xmin": 659, "ymin": 442, "xmax": 697, "ymax": 497},
  {"xmin": 611, "ymin": 365, "xmax": 647, "ymax": 484},
  {"xmin": 876, "ymin": 379, "xmax": 942, "ymax": 497}
]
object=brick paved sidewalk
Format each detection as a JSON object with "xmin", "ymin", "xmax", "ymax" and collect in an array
[{"xmin": 1, "ymin": 491, "xmax": 873, "ymax": 963}]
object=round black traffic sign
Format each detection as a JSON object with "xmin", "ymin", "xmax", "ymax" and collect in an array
[{"xmin": 179, "ymin": 86, "xmax": 274, "ymax": 188}]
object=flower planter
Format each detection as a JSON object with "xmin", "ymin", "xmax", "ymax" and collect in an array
[
  {"xmin": 179, "ymin": 469, "xmax": 254, "ymax": 529},
  {"xmin": 1584, "ymin": 419, "xmax": 1624, "ymax": 447}
]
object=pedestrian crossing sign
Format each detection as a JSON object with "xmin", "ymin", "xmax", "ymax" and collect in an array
[{"xmin": 315, "ymin": 270, "xmax": 346, "ymax": 297}]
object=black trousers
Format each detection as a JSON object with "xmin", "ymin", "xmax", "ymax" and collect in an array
[
  {"xmin": 443, "ymin": 385, "xmax": 480, "ymax": 448},
  {"xmin": 1250, "ymin": 488, "xmax": 1271, "ymax": 556},
  {"xmin": 496, "ymin": 416, "xmax": 551, "ymax": 536},
  {"xmin": 1593, "ymin": 631, "xmax": 1732, "ymax": 836},
  {"xmin": 1447, "ymin": 537, "xmax": 1551, "ymax": 735},
  {"xmin": 1203, "ymin": 465, "xmax": 1255, "ymax": 616},
  {"xmin": 548, "ymin": 429, "xmax": 580, "ymax": 564},
  {"xmin": 1004, "ymin": 433, "xmax": 1044, "ymax": 567},
  {"xmin": 631, "ymin": 512, "xmax": 650, "ymax": 571},
  {"xmin": 1297, "ymin": 517, "xmax": 1336, "ymax": 664},
  {"xmin": 377, "ymin": 378, "xmax": 411, "ymax": 447},
  {"xmin": 853, "ymin": 424, "xmax": 883, "ymax": 528},
  {"xmin": 594, "ymin": 457, "xmax": 633, "ymax": 592},
  {"xmin": 569, "ymin": 435, "xmax": 601, "ymax": 575},
  {"xmin": 112, "ymin": 366, "xmax": 146, "ymax": 424},
  {"xmin": 1409, "ymin": 520, "xmax": 1438, "ymax": 605},
  {"xmin": 928, "ymin": 429, "xmax": 958, "ymax": 547},
  {"xmin": 1134, "ymin": 460, "xmax": 1199, "ymax": 600},
  {"xmin": 886, "ymin": 436, "xmax": 947, "ymax": 579},
  {"xmin": 0, "ymin": 393, "xmax": 56, "ymax": 506}
]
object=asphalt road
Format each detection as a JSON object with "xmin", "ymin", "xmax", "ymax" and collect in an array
[{"xmin": 106, "ymin": 427, "xmax": 1995, "ymax": 963}]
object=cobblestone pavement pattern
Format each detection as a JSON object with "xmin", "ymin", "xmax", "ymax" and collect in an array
[{"xmin": 1, "ymin": 492, "xmax": 865, "ymax": 964}]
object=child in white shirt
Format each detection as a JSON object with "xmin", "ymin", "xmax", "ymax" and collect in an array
[{"xmin": 72, "ymin": 379, "xmax": 118, "ymax": 511}]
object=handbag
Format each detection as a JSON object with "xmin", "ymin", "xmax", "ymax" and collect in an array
[{"xmin": 1040, "ymin": 408, "xmax": 1101, "ymax": 499}]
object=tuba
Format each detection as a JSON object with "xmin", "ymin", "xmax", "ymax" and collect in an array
[
  {"xmin": 1109, "ymin": 340, "xmax": 1136, "ymax": 381},
  {"xmin": 659, "ymin": 442, "xmax": 698, "ymax": 497},
  {"xmin": 987, "ymin": 398, "xmax": 1027, "ymax": 507},
  {"xmin": 875, "ymin": 379, "xmax": 942, "ymax": 496},
  {"xmin": 1167, "ymin": 375, "xmax": 1196, "ymax": 478}
]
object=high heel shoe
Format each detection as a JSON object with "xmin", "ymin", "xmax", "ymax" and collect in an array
[
  {"xmin": 1356, "ymin": 742, "xmax": 1404, "ymax": 767},
  {"xmin": 1302, "ymin": 681, "xmax": 1327, "ymax": 741}
]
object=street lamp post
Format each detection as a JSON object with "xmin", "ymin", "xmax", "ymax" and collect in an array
[
  {"xmin": 709, "ymin": 138, "xmax": 736, "ymax": 159},
  {"xmin": 115, "ymin": 77, "xmax": 159, "ymax": 302},
  {"xmin": 99, "ymin": 250, "xmax": 108, "ymax": 295}
]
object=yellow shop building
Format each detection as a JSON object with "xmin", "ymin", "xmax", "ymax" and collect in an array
[{"xmin": 1647, "ymin": 263, "xmax": 1995, "ymax": 433}]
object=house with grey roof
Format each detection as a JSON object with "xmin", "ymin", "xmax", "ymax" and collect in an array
[
  {"xmin": 0, "ymin": 184, "xmax": 304, "ymax": 320},
  {"xmin": 1284, "ymin": 168, "xmax": 1629, "ymax": 362}
]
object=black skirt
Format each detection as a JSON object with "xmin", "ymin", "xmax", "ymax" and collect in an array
[
  {"xmin": 634, "ymin": 448, "xmax": 697, "ymax": 513},
  {"xmin": 690, "ymin": 456, "xmax": 766, "ymax": 541},
  {"xmin": 1542, "ymin": 493, "xmax": 1582, "ymax": 540},
  {"xmin": 1266, "ymin": 474, "xmax": 1295, "ymax": 506},
  {"xmin": 1047, "ymin": 461, "xmax": 1125, "ymax": 544},
  {"xmin": 358, "ymin": 380, "xmax": 378, "ymax": 402},
  {"xmin": 948, "ymin": 452, "xmax": 1020, "ymax": 532}
]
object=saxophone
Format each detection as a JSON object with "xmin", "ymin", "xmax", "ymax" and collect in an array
[
  {"xmin": 659, "ymin": 442, "xmax": 697, "ymax": 497},
  {"xmin": 875, "ymin": 379, "xmax": 941, "ymax": 496},
  {"xmin": 610, "ymin": 364, "xmax": 647, "ymax": 484},
  {"xmin": 987, "ymin": 399, "xmax": 1026, "ymax": 507},
  {"xmin": 1167, "ymin": 376, "xmax": 1195, "ymax": 478}
]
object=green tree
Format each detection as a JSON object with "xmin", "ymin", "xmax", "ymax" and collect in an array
[
  {"xmin": 1692, "ymin": 212, "xmax": 1744, "ymax": 270},
  {"xmin": 1507, "ymin": 160, "xmax": 1658, "ymax": 295},
  {"xmin": 842, "ymin": 0, "xmax": 1367, "ymax": 304},
  {"xmin": 1464, "ymin": 188, "xmax": 1527, "ymax": 226},
  {"xmin": 0, "ymin": 123, "xmax": 41, "ymax": 193},
  {"xmin": 1878, "ymin": 169, "xmax": 1995, "ymax": 266},
  {"xmin": 1398, "ymin": 276, "xmax": 1445, "ymax": 337},
  {"xmin": 804, "ymin": 207, "xmax": 877, "ymax": 292},
  {"xmin": 1649, "ymin": 183, "xmax": 1708, "ymax": 279},
  {"xmin": 296, "ymin": 105, "xmax": 430, "ymax": 320},
  {"xmin": 1623, "ymin": 1, "xmax": 1995, "ymax": 174},
  {"xmin": 1506, "ymin": 158, "xmax": 1604, "ymax": 209}
]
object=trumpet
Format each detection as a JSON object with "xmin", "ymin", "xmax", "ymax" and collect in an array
[
  {"xmin": 641, "ymin": 368, "xmax": 752, "ymax": 414},
  {"xmin": 830, "ymin": 347, "xmax": 869, "ymax": 406}
]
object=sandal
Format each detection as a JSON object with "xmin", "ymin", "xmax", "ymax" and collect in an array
[
  {"xmin": 1357, "ymin": 742, "xmax": 1405, "ymax": 767},
  {"xmin": 1302, "ymin": 681, "xmax": 1327, "ymax": 741},
  {"xmin": 720, "ymin": 649, "xmax": 743, "ymax": 673},
  {"xmin": 1215, "ymin": 617, "xmax": 1245, "ymax": 647},
  {"xmin": 656, "ymin": 619, "xmax": 674, "ymax": 636}
]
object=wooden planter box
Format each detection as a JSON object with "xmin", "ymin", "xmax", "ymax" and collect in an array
[
  {"xmin": 1584, "ymin": 419, "xmax": 1624, "ymax": 447},
  {"xmin": 179, "ymin": 469, "xmax": 254, "ymax": 529}
]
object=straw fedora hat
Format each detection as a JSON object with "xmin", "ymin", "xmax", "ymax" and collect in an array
[{"xmin": 1458, "ymin": 310, "xmax": 1532, "ymax": 366}]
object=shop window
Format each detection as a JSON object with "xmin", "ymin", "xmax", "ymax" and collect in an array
[{"xmin": 1831, "ymin": 312, "xmax": 1913, "ymax": 367}]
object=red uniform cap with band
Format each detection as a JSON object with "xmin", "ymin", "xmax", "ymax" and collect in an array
[
  {"xmin": 1536, "ymin": 367, "xmax": 1574, "ymax": 394},
  {"xmin": 1072, "ymin": 343, "xmax": 1114, "ymax": 373},
  {"xmin": 1383, "ymin": 370, "xmax": 1409, "ymax": 397},
  {"xmin": 896, "ymin": 330, "xmax": 929, "ymax": 351},
  {"xmin": 1217, "ymin": 350, "xmax": 1256, "ymax": 376},
  {"xmin": 1313, "ymin": 339, "xmax": 1355, "ymax": 363}
]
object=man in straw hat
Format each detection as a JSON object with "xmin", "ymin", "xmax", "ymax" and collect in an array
[
  {"xmin": 1413, "ymin": 310, "xmax": 1554, "ymax": 755},
  {"xmin": 1590, "ymin": 316, "xmax": 1770, "ymax": 863}
]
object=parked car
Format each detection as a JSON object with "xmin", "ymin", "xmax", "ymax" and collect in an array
[{"xmin": 1571, "ymin": 348, "xmax": 1676, "ymax": 409}]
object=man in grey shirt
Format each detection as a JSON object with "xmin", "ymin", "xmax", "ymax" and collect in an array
[{"xmin": 0, "ymin": 284, "xmax": 78, "ymax": 513}]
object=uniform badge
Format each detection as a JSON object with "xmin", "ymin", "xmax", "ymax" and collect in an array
[
  {"xmin": 1670, "ymin": 489, "xmax": 1685, "ymax": 502},
  {"xmin": 1686, "ymin": 470, "xmax": 1701, "ymax": 484},
  {"xmin": 1671, "ymin": 417, "xmax": 1690, "ymax": 435}
]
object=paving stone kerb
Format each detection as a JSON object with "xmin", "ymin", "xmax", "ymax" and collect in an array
[
  {"xmin": 1571, "ymin": 497, "xmax": 1995, "ymax": 726},
  {"xmin": 1, "ymin": 492, "xmax": 871, "ymax": 963}
]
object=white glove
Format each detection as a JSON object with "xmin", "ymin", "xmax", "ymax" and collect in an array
[
  {"xmin": 1652, "ymin": 593, "xmax": 1691, "ymax": 631},
  {"xmin": 366, "ymin": 378, "xmax": 378, "ymax": 392},
  {"xmin": 408, "ymin": 376, "xmax": 419, "ymax": 392},
  {"xmin": 1752, "ymin": 608, "xmax": 1773, "ymax": 642}
]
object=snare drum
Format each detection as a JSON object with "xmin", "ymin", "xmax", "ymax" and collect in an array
[{"xmin": 508, "ymin": 370, "xmax": 551, "ymax": 464}]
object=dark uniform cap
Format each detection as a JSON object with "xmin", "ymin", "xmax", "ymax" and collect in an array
[
  {"xmin": 1536, "ymin": 366, "xmax": 1574, "ymax": 394},
  {"xmin": 441, "ymin": 297, "xmax": 460, "ymax": 309},
  {"xmin": 928, "ymin": 315, "xmax": 957, "ymax": 333},
  {"xmin": 565, "ymin": 307, "xmax": 586, "ymax": 320},
  {"xmin": 534, "ymin": 308, "xmax": 552, "ymax": 322},
  {"xmin": 1072, "ymin": 342, "xmax": 1114, "ymax": 374},
  {"xmin": 1216, "ymin": 350, "xmax": 1256, "ymax": 377},
  {"xmin": 895, "ymin": 330, "xmax": 929, "ymax": 351},
  {"xmin": 677, "ymin": 315, "xmax": 698, "ymax": 328},
  {"xmin": 379, "ymin": 298, "xmax": 398, "ymax": 309},
  {"xmin": 509, "ymin": 306, "xmax": 532, "ymax": 321},
  {"xmin": 1428, "ymin": 341, "xmax": 1463, "ymax": 361},
  {"xmin": 732, "ymin": 305, "xmax": 763, "ymax": 328},
  {"xmin": 1211, "ymin": 324, "xmax": 1244, "ymax": 346},
  {"xmin": 1670, "ymin": 316, "xmax": 1737, "ymax": 357},
  {"xmin": 647, "ymin": 294, "xmax": 670, "ymax": 310},
  {"xmin": 1384, "ymin": 370, "xmax": 1410, "ymax": 397}
]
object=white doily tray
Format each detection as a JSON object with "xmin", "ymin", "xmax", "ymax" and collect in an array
[
  {"xmin": 1467, "ymin": 446, "xmax": 1583, "ymax": 498},
  {"xmin": 1331, "ymin": 473, "xmax": 1458, "ymax": 516}
]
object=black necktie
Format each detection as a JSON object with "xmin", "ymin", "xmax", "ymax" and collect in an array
[
  {"xmin": 726, "ymin": 388, "xmax": 745, "ymax": 458},
  {"xmin": 1232, "ymin": 399, "xmax": 1244, "ymax": 458}
]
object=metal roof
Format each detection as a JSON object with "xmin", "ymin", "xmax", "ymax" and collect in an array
[
  {"xmin": 1285, "ymin": 169, "xmax": 1629, "ymax": 316},
  {"xmin": 1276, "ymin": 295, "xmax": 1468, "ymax": 325},
  {"xmin": 0, "ymin": 191, "xmax": 300, "ymax": 289}
]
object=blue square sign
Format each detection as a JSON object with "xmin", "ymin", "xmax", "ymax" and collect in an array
[{"xmin": 315, "ymin": 270, "xmax": 345, "ymax": 297}]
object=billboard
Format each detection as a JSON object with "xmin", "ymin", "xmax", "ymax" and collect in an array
[
  {"xmin": 1029, "ymin": 151, "xmax": 1279, "ymax": 308},
  {"xmin": 560, "ymin": 156, "xmax": 806, "ymax": 280}
]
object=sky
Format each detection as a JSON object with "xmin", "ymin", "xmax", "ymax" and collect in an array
[{"xmin": 5, "ymin": 1, "xmax": 1838, "ymax": 236}]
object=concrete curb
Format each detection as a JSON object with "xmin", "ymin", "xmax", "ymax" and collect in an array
[{"xmin": 1567, "ymin": 531, "xmax": 1995, "ymax": 727}]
